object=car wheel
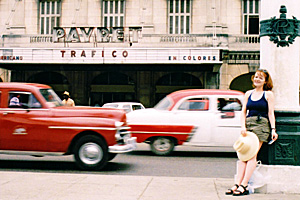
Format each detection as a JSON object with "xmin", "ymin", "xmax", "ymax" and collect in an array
[
  {"xmin": 150, "ymin": 137, "xmax": 175, "ymax": 156},
  {"xmin": 107, "ymin": 153, "xmax": 117, "ymax": 161},
  {"xmin": 74, "ymin": 135, "xmax": 108, "ymax": 170}
]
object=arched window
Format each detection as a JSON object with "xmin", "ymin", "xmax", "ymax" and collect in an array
[
  {"xmin": 155, "ymin": 73, "xmax": 202, "ymax": 104},
  {"xmin": 90, "ymin": 72, "xmax": 136, "ymax": 106},
  {"xmin": 27, "ymin": 72, "xmax": 69, "ymax": 98},
  {"xmin": 230, "ymin": 73, "xmax": 255, "ymax": 93},
  {"xmin": 27, "ymin": 71, "xmax": 69, "ymax": 84},
  {"xmin": 157, "ymin": 73, "xmax": 201, "ymax": 86},
  {"xmin": 92, "ymin": 72, "xmax": 134, "ymax": 85}
]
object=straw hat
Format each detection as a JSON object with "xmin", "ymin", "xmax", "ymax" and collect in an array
[
  {"xmin": 63, "ymin": 91, "xmax": 70, "ymax": 96},
  {"xmin": 233, "ymin": 131, "xmax": 259, "ymax": 161}
]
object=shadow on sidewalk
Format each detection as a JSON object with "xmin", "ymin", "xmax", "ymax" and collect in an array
[
  {"xmin": 128, "ymin": 150, "xmax": 237, "ymax": 158},
  {"xmin": 0, "ymin": 160, "xmax": 133, "ymax": 173}
]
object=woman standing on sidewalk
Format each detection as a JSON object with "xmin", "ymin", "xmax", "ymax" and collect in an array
[{"xmin": 225, "ymin": 69, "xmax": 278, "ymax": 196}]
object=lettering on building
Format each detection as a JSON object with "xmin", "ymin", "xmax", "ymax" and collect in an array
[
  {"xmin": 60, "ymin": 50, "xmax": 129, "ymax": 58},
  {"xmin": 169, "ymin": 55, "xmax": 216, "ymax": 61},
  {"xmin": 0, "ymin": 56, "xmax": 23, "ymax": 60},
  {"xmin": 53, "ymin": 27, "xmax": 142, "ymax": 43}
]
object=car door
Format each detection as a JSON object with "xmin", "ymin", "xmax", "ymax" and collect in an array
[
  {"xmin": 171, "ymin": 96, "xmax": 214, "ymax": 144},
  {"xmin": 213, "ymin": 96, "xmax": 243, "ymax": 147},
  {"xmin": 0, "ymin": 91, "xmax": 49, "ymax": 151}
]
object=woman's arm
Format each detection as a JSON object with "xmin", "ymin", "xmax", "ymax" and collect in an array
[{"xmin": 266, "ymin": 91, "xmax": 278, "ymax": 141}]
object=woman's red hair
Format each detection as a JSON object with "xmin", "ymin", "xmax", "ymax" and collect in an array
[{"xmin": 251, "ymin": 69, "xmax": 273, "ymax": 90}]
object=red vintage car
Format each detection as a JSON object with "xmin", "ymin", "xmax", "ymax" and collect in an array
[
  {"xmin": 0, "ymin": 82, "xmax": 136, "ymax": 170},
  {"xmin": 127, "ymin": 89, "xmax": 244, "ymax": 155}
]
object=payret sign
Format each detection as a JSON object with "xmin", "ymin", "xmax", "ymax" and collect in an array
[{"xmin": 53, "ymin": 27, "xmax": 142, "ymax": 43}]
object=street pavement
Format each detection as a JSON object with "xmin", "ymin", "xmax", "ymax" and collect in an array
[{"xmin": 1, "ymin": 171, "xmax": 300, "ymax": 200}]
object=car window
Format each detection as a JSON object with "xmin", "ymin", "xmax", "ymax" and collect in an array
[
  {"xmin": 28, "ymin": 94, "xmax": 42, "ymax": 108},
  {"xmin": 8, "ymin": 91, "xmax": 41, "ymax": 108},
  {"xmin": 103, "ymin": 104, "xmax": 118, "ymax": 108},
  {"xmin": 132, "ymin": 105, "xmax": 143, "ymax": 111},
  {"xmin": 122, "ymin": 105, "xmax": 131, "ymax": 113},
  {"xmin": 178, "ymin": 98, "xmax": 209, "ymax": 111},
  {"xmin": 218, "ymin": 98, "xmax": 242, "ymax": 111},
  {"xmin": 154, "ymin": 97, "xmax": 172, "ymax": 110},
  {"xmin": 40, "ymin": 89, "xmax": 62, "ymax": 107}
]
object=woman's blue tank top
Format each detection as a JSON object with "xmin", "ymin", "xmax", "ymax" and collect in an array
[{"xmin": 246, "ymin": 92, "xmax": 269, "ymax": 118}]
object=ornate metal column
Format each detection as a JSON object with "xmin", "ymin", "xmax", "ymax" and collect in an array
[{"xmin": 260, "ymin": 5, "xmax": 300, "ymax": 47}]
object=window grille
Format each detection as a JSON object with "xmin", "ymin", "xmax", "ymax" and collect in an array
[
  {"xmin": 103, "ymin": 0, "xmax": 125, "ymax": 28},
  {"xmin": 168, "ymin": 0, "xmax": 191, "ymax": 34},
  {"xmin": 242, "ymin": 0, "xmax": 260, "ymax": 35},
  {"xmin": 39, "ymin": 0, "xmax": 61, "ymax": 35}
]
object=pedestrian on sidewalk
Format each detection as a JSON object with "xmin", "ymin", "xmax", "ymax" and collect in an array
[
  {"xmin": 225, "ymin": 69, "xmax": 278, "ymax": 196},
  {"xmin": 62, "ymin": 91, "xmax": 75, "ymax": 107}
]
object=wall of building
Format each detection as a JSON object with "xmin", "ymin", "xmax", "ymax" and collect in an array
[{"xmin": 0, "ymin": 0, "xmax": 261, "ymax": 106}]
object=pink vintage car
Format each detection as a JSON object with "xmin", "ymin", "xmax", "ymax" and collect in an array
[
  {"xmin": 127, "ymin": 89, "xmax": 244, "ymax": 155},
  {"xmin": 0, "ymin": 82, "xmax": 136, "ymax": 170}
]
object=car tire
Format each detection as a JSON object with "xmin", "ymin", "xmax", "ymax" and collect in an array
[
  {"xmin": 107, "ymin": 153, "xmax": 117, "ymax": 161},
  {"xmin": 74, "ymin": 135, "xmax": 108, "ymax": 170},
  {"xmin": 150, "ymin": 137, "xmax": 175, "ymax": 156}
]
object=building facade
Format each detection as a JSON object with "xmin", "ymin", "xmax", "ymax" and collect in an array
[{"xmin": 0, "ymin": 0, "xmax": 260, "ymax": 107}]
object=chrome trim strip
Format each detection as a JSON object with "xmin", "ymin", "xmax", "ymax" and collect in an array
[
  {"xmin": 0, "ymin": 150, "xmax": 64, "ymax": 156},
  {"xmin": 217, "ymin": 126, "xmax": 241, "ymax": 128},
  {"xmin": 12, "ymin": 132, "xmax": 28, "ymax": 135},
  {"xmin": 0, "ymin": 108, "xmax": 50, "ymax": 111},
  {"xmin": 118, "ymin": 127, "xmax": 131, "ymax": 130},
  {"xmin": 131, "ymin": 131, "xmax": 190, "ymax": 135},
  {"xmin": 48, "ymin": 126, "xmax": 116, "ymax": 130},
  {"xmin": 108, "ymin": 137, "xmax": 137, "ymax": 153}
]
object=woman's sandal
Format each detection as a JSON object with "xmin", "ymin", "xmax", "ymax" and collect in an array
[
  {"xmin": 232, "ymin": 185, "xmax": 249, "ymax": 196},
  {"xmin": 225, "ymin": 184, "xmax": 239, "ymax": 195}
]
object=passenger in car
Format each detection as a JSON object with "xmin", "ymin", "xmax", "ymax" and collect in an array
[
  {"xmin": 218, "ymin": 98, "xmax": 227, "ymax": 111},
  {"xmin": 9, "ymin": 94, "xmax": 21, "ymax": 107}
]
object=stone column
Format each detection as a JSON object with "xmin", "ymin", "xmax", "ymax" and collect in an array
[
  {"xmin": 260, "ymin": 0, "xmax": 300, "ymax": 111},
  {"xmin": 258, "ymin": 0, "xmax": 300, "ymax": 181}
]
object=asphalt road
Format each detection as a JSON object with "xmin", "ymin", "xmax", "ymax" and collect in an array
[{"xmin": 0, "ymin": 144, "xmax": 238, "ymax": 178}]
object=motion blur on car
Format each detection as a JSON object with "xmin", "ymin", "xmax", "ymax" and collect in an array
[
  {"xmin": 127, "ymin": 89, "xmax": 244, "ymax": 156},
  {"xmin": 0, "ymin": 82, "xmax": 136, "ymax": 170},
  {"xmin": 102, "ymin": 102, "xmax": 145, "ymax": 113}
]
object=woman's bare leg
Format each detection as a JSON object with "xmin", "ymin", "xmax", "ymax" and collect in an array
[
  {"xmin": 236, "ymin": 160, "xmax": 247, "ymax": 185},
  {"xmin": 240, "ymin": 141, "xmax": 263, "ymax": 186}
]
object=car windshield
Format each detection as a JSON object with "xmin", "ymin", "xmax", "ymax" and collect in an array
[
  {"xmin": 103, "ymin": 104, "xmax": 118, "ymax": 108},
  {"xmin": 39, "ymin": 89, "xmax": 63, "ymax": 107},
  {"xmin": 154, "ymin": 96, "xmax": 173, "ymax": 110}
]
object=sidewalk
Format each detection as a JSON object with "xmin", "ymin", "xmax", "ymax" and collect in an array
[{"xmin": 1, "ymin": 171, "xmax": 300, "ymax": 200}]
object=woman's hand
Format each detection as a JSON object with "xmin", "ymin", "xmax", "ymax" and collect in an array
[
  {"xmin": 271, "ymin": 129, "xmax": 278, "ymax": 141},
  {"xmin": 241, "ymin": 127, "xmax": 247, "ymax": 137}
]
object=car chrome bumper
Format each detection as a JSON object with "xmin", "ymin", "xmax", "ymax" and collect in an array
[{"xmin": 108, "ymin": 137, "xmax": 137, "ymax": 153}]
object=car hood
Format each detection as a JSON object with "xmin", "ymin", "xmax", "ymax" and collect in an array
[
  {"xmin": 127, "ymin": 108, "xmax": 167, "ymax": 124},
  {"xmin": 52, "ymin": 106, "xmax": 127, "ymax": 122}
]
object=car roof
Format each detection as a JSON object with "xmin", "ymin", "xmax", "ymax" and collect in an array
[
  {"xmin": 0, "ymin": 82, "xmax": 51, "ymax": 90},
  {"xmin": 168, "ymin": 89, "xmax": 244, "ymax": 102},
  {"xmin": 104, "ymin": 102, "xmax": 143, "ymax": 105}
]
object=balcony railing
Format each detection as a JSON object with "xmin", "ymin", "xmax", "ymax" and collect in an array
[{"xmin": 1, "ymin": 34, "xmax": 260, "ymax": 50}]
